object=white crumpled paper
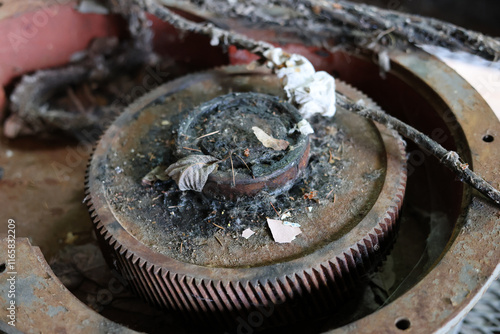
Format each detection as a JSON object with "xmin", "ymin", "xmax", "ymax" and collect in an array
[
  {"xmin": 242, "ymin": 228, "xmax": 256, "ymax": 239},
  {"xmin": 263, "ymin": 48, "xmax": 336, "ymax": 120},
  {"xmin": 267, "ymin": 218, "xmax": 302, "ymax": 243}
]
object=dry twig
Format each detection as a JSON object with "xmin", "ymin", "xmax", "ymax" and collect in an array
[
  {"xmin": 196, "ymin": 130, "xmax": 220, "ymax": 140},
  {"xmin": 157, "ymin": 0, "xmax": 500, "ymax": 62},
  {"xmin": 230, "ymin": 152, "xmax": 235, "ymax": 187},
  {"xmin": 336, "ymin": 93, "xmax": 500, "ymax": 205},
  {"xmin": 270, "ymin": 202, "xmax": 280, "ymax": 217}
]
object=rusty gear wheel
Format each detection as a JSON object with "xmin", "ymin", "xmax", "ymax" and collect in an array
[{"xmin": 85, "ymin": 66, "xmax": 407, "ymax": 329}]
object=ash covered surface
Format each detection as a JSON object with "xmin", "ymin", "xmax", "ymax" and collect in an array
[
  {"xmin": 90, "ymin": 69, "xmax": 386, "ymax": 268},
  {"xmin": 177, "ymin": 93, "xmax": 302, "ymax": 173},
  {"xmin": 102, "ymin": 104, "xmax": 384, "ymax": 267}
]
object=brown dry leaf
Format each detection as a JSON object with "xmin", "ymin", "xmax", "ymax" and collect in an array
[
  {"xmin": 252, "ymin": 126, "xmax": 289, "ymax": 151},
  {"xmin": 165, "ymin": 155, "xmax": 219, "ymax": 192}
]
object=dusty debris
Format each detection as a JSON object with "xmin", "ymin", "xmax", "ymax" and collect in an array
[
  {"xmin": 303, "ymin": 190, "xmax": 318, "ymax": 200},
  {"xmin": 241, "ymin": 228, "xmax": 255, "ymax": 239},
  {"xmin": 325, "ymin": 126, "xmax": 338, "ymax": 136},
  {"xmin": 252, "ymin": 126, "xmax": 289, "ymax": 151},
  {"xmin": 110, "ymin": 98, "xmax": 350, "ymax": 265},
  {"xmin": 329, "ymin": 149, "xmax": 341, "ymax": 163},
  {"xmin": 267, "ymin": 218, "xmax": 302, "ymax": 243}
]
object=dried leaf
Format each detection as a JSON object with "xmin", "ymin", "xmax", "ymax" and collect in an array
[
  {"xmin": 252, "ymin": 126, "xmax": 289, "ymax": 151},
  {"xmin": 142, "ymin": 165, "xmax": 168, "ymax": 186},
  {"xmin": 165, "ymin": 155, "xmax": 219, "ymax": 192},
  {"xmin": 267, "ymin": 218, "xmax": 302, "ymax": 243}
]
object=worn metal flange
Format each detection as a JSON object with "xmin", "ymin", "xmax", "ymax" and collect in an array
[
  {"xmin": 85, "ymin": 66, "xmax": 407, "ymax": 329},
  {"xmin": 0, "ymin": 237, "xmax": 137, "ymax": 334}
]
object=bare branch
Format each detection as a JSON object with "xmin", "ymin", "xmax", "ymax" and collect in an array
[
  {"xmin": 336, "ymin": 93, "xmax": 500, "ymax": 205},
  {"xmin": 139, "ymin": 0, "xmax": 500, "ymax": 205}
]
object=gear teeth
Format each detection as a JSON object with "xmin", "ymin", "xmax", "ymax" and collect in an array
[{"xmin": 85, "ymin": 73, "xmax": 408, "ymax": 329}]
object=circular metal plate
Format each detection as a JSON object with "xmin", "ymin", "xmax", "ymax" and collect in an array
[{"xmin": 86, "ymin": 66, "xmax": 407, "ymax": 327}]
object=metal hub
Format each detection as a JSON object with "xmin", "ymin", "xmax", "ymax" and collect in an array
[
  {"xmin": 175, "ymin": 92, "xmax": 310, "ymax": 200},
  {"xmin": 86, "ymin": 66, "xmax": 407, "ymax": 328}
]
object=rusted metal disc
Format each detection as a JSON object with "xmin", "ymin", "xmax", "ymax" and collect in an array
[{"xmin": 85, "ymin": 66, "xmax": 407, "ymax": 328}]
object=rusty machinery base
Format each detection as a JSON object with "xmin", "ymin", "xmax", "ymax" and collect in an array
[
  {"xmin": 85, "ymin": 66, "xmax": 407, "ymax": 329},
  {"xmin": 0, "ymin": 5, "xmax": 498, "ymax": 331}
]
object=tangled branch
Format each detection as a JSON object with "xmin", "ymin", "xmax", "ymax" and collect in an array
[
  {"xmin": 160, "ymin": 0, "xmax": 500, "ymax": 61},
  {"xmin": 138, "ymin": 0, "xmax": 500, "ymax": 205}
]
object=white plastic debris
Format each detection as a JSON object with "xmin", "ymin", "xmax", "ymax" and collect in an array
[
  {"xmin": 263, "ymin": 48, "xmax": 336, "ymax": 120},
  {"xmin": 242, "ymin": 228, "xmax": 255, "ymax": 239},
  {"xmin": 297, "ymin": 119, "xmax": 314, "ymax": 135},
  {"xmin": 280, "ymin": 211, "xmax": 292, "ymax": 220},
  {"xmin": 267, "ymin": 218, "xmax": 302, "ymax": 244}
]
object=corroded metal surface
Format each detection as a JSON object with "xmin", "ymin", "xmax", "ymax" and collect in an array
[
  {"xmin": 326, "ymin": 50, "xmax": 500, "ymax": 333},
  {"xmin": 85, "ymin": 66, "xmax": 407, "ymax": 327},
  {"xmin": 193, "ymin": 16, "xmax": 500, "ymax": 331},
  {"xmin": 0, "ymin": 136, "xmax": 95, "ymax": 260},
  {"xmin": 0, "ymin": 2, "xmax": 498, "ymax": 333},
  {"xmin": 0, "ymin": 236, "xmax": 139, "ymax": 334},
  {"xmin": 175, "ymin": 92, "xmax": 311, "ymax": 200}
]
